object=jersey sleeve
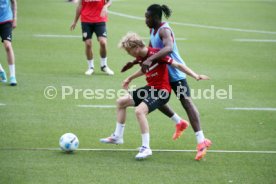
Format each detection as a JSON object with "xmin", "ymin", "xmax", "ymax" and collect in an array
[
  {"xmin": 136, "ymin": 56, "xmax": 143, "ymax": 62},
  {"xmin": 159, "ymin": 55, "xmax": 173, "ymax": 65}
]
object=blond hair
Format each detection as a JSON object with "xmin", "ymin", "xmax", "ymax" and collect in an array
[{"xmin": 118, "ymin": 32, "xmax": 145, "ymax": 49}]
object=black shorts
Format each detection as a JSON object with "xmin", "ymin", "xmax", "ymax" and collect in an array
[
  {"xmin": 0, "ymin": 22, "xmax": 12, "ymax": 42},
  {"xmin": 81, "ymin": 22, "xmax": 107, "ymax": 41},
  {"xmin": 130, "ymin": 86, "xmax": 171, "ymax": 113},
  {"xmin": 170, "ymin": 79, "xmax": 191, "ymax": 99}
]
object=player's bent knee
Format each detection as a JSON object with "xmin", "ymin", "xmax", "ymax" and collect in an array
[
  {"xmin": 134, "ymin": 108, "xmax": 143, "ymax": 117},
  {"xmin": 116, "ymin": 96, "xmax": 131, "ymax": 108},
  {"xmin": 116, "ymin": 98, "xmax": 125, "ymax": 108},
  {"xmin": 135, "ymin": 107, "xmax": 147, "ymax": 117}
]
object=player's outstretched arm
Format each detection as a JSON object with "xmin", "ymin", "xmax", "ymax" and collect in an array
[
  {"xmin": 171, "ymin": 61, "xmax": 210, "ymax": 81},
  {"xmin": 122, "ymin": 69, "xmax": 144, "ymax": 89},
  {"xmin": 121, "ymin": 59, "xmax": 139, "ymax": 73}
]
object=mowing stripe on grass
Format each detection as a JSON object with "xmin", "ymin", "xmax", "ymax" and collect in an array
[
  {"xmin": 77, "ymin": 105, "xmax": 135, "ymax": 109},
  {"xmin": 77, "ymin": 105, "xmax": 116, "ymax": 108},
  {"xmin": 233, "ymin": 39, "xmax": 276, "ymax": 42},
  {"xmin": 78, "ymin": 106, "xmax": 274, "ymax": 111},
  {"xmin": 33, "ymin": 34, "xmax": 81, "ymax": 38},
  {"xmin": 1, "ymin": 148, "xmax": 276, "ymax": 154},
  {"xmin": 225, "ymin": 107, "xmax": 276, "ymax": 111},
  {"xmin": 108, "ymin": 10, "xmax": 276, "ymax": 35},
  {"xmin": 141, "ymin": 37, "xmax": 187, "ymax": 41}
]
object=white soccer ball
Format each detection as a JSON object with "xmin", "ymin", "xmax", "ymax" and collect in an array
[{"xmin": 59, "ymin": 133, "xmax": 79, "ymax": 152}]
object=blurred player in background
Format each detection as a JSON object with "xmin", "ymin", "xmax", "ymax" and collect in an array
[
  {"xmin": 101, "ymin": 32, "xmax": 209, "ymax": 160},
  {"xmin": 0, "ymin": 0, "xmax": 17, "ymax": 86},
  {"xmin": 70, "ymin": 0, "xmax": 114, "ymax": 76}
]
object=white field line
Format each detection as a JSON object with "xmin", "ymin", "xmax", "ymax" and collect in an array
[
  {"xmin": 225, "ymin": 107, "xmax": 276, "ymax": 111},
  {"xmin": 0, "ymin": 103, "xmax": 6, "ymax": 106},
  {"xmin": 174, "ymin": 38, "xmax": 187, "ymax": 41},
  {"xmin": 233, "ymin": 39, "xmax": 276, "ymax": 42},
  {"xmin": 1, "ymin": 147, "xmax": 276, "ymax": 154},
  {"xmin": 108, "ymin": 10, "xmax": 276, "ymax": 35},
  {"xmin": 77, "ymin": 105, "xmax": 116, "ymax": 108}
]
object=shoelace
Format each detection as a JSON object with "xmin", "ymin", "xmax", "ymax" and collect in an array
[{"xmin": 139, "ymin": 146, "xmax": 148, "ymax": 153}]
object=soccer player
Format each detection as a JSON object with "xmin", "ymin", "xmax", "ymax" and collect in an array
[
  {"xmin": 121, "ymin": 4, "xmax": 212, "ymax": 161},
  {"xmin": 70, "ymin": 0, "xmax": 114, "ymax": 76},
  {"xmin": 0, "ymin": 0, "xmax": 17, "ymax": 86},
  {"xmin": 100, "ymin": 32, "xmax": 209, "ymax": 160}
]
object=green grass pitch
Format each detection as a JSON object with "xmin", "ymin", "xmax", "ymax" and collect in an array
[{"xmin": 0, "ymin": 0, "xmax": 276, "ymax": 183}]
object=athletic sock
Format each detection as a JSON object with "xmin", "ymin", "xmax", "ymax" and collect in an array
[
  {"xmin": 142, "ymin": 133, "xmax": 150, "ymax": 148},
  {"xmin": 100, "ymin": 57, "xmax": 107, "ymax": 67},
  {"xmin": 195, "ymin": 130, "xmax": 205, "ymax": 144},
  {"xmin": 0, "ymin": 64, "xmax": 4, "ymax": 72},
  {"xmin": 171, "ymin": 113, "xmax": 182, "ymax": 124},
  {"xmin": 114, "ymin": 122, "xmax": 125, "ymax": 138},
  {"xmin": 9, "ymin": 64, "xmax": 15, "ymax": 78},
  {"xmin": 87, "ymin": 59, "xmax": 94, "ymax": 69}
]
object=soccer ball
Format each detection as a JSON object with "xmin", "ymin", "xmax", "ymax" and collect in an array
[{"xmin": 59, "ymin": 133, "xmax": 79, "ymax": 152}]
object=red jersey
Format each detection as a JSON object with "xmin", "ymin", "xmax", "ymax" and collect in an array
[
  {"xmin": 136, "ymin": 47, "xmax": 173, "ymax": 92},
  {"xmin": 81, "ymin": 0, "xmax": 107, "ymax": 23}
]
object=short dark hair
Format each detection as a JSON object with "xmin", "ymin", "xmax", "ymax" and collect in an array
[{"xmin": 147, "ymin": 4, "xmax": 172, "ymax": 19}]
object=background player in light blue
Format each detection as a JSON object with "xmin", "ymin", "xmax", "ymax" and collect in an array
[{"xmin": 0, "ymin": 0, "xmax": 17, "ymax": 86}]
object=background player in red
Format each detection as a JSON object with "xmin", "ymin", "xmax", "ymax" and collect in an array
[
  {"xmin": 100, "ymin": 32, "xmax": 209, "ymax": 160},
  {"xmin": 70, "ymin": 0, "xmax": 114, "ymax": 76}
]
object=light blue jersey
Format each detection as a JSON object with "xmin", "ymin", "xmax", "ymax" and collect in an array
[
  {"xmin": 0, "ymin": 0, "xmax": 13, "ymax": 23},
  {"xmin": 150, "ymin": 22, "xmax": 186, "ymax": 82}
]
